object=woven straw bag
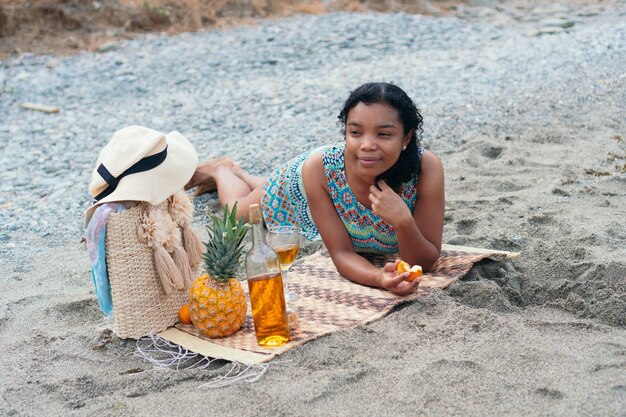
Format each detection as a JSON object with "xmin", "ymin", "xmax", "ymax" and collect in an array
[{"xmin": 106, "ymin": 201, "xmax": 194, "ymax": 339}]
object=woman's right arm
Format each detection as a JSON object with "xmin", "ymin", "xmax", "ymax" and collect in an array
[{"xmin": 301, "ymin": 153, "xmax": 419, "ymax": 295}]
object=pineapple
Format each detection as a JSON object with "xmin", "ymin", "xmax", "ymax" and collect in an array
[{"xmin": 189, "ymin": 203, "xmax": 248, "ymax": 338}]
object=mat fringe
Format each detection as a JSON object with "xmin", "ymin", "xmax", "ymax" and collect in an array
[
  {"xmin": 135, "ymin": 334, "xmax": 268, "ymax": 388},
  {"xmin": 198, "ymin": 361, "xmax": 269, "ymax": 388}
]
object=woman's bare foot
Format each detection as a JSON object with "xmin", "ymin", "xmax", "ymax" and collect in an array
[
  {"xmin": 184, "ymin": 157, "xmax": 234, "ymax": 195},
  {"xmin": 231, "ymin": 162, "xmax": 244, "ymax": 177}
]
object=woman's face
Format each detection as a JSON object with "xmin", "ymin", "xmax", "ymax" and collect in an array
[{"xmin": 344, "ymin": 101, "xmax": 409, "ymax": 181}]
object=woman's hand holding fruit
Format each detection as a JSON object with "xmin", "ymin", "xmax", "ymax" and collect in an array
[{"xmin": 379, "ymin": 259, "xmax": 422, "ymax": 296}]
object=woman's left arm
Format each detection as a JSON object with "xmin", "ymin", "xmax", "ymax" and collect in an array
[{"xmin": 369, "ymin": 150, "xmax": 444, "ymax": 271}]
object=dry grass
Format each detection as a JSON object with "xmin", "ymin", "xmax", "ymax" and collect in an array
[{"xmin": 0, "ymin": 0, "xmax": 335, "ymax": 57}]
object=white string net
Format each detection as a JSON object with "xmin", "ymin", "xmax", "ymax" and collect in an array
[{"xmin": 134, "ymin": 334, "xmax": 269, "ymax": 388}]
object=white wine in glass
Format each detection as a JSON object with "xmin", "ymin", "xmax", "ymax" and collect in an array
[
  {"xmin": 267, "ymin": 225, "xmax": 300, "ymax": 302},
  {"xmin": 274, "ymin": 244, "xmax": 299, "ymax": 268}
]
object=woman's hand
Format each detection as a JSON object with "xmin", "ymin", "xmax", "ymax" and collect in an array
[
  {"xmin": 369, "ymin": 180, "xmax": 413, "ymax": 228},
  {"xmin": 380, "ymin": 259, "xmax": 421, "ymax": 296}
]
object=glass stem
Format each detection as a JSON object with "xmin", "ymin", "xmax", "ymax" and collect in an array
[{"xmin": 282, "ymin": 268, "xmax": 289, "ymax": 294}]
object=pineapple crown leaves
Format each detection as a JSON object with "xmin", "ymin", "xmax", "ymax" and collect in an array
[{"xmin": 202, "ymin": 202, "xmax": 249, "ymax": 282}]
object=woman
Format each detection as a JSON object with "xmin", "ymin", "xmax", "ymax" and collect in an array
[{"xmin": 186, "ymin": 83, "xmax": 444, "ymax": 295}]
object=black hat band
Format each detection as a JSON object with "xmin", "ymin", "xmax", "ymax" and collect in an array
[{"xmin": 94, "ymin": 145, "xmax": 168, "ymax": 202}]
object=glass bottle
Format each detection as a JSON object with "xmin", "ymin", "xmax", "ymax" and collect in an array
[{"xmin": 245, "ymin": 204, "xmax": 290, "ymax": 347}]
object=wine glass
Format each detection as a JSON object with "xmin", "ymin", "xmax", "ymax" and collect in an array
[{"xmin": 267, "ymin": 224, "xmax": 300, "ymax": 302}]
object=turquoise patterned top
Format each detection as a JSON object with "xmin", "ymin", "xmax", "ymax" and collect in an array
[
  {"xmin": 262, "ymin": 146, "xmax": 321, "ymax": 240},
  {"xmin": 262, "ymin": 143, "xmax": 422, "ymax": 253}
]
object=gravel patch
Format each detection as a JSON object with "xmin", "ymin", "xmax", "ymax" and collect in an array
[{"xmin": 1, "ymin": 10, "xmax": 624, "ymax": 241}]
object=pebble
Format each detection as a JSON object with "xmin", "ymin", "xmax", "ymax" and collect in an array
[
  {"xmin": 539, "ymin": 17, "xmax": 576, "ymax": 28},
  {"xmin": 97, "ymin": 41, "xmax": 121, "ymax": 53}
]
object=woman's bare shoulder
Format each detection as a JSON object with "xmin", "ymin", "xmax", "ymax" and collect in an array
[
  {"xmin": 418, "ymin": 149, "xmax": 444, "ymax": 187},
  {"xmin": 302, "ymin": 150, "xmax": 325, "ymax": 179},
  {"xmin": 420, "ymin": 150, "xmax": 443, "ymax": 174},
  {"xmin": 421, "ymin": 149, "xmax": 441, "ymax": 165}
]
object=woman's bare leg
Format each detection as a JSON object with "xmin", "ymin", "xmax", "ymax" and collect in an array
[
  {"xmin": 186, "ymin": 158, "xmax": 267, "ymax": 219},
  {"xmin": 213, "ymin": 164, "xmax": 264, "ymax": 219},
  {"xmin": 232, "ymin": 163, "xmax": 266, "ymax": 189}
]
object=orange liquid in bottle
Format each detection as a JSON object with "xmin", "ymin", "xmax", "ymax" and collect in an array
[
  {"xmin": 247, "ymin": 272, "xmax": 290, "ymax": 347},
  {"xmin": 274, "ymin": 244, "xmax": 300, "ymax": 268}
]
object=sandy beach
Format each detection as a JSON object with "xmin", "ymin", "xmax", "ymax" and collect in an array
[{"xmin": 1, "ymin": 1, "xmax": 625, "ymax": 415}]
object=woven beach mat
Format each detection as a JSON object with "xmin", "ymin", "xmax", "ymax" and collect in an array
[{"xmin": 158, "ymin": 244, "xmax": 519, "ymax": 364}]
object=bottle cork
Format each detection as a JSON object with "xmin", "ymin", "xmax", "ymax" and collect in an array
[{"xmin": 249, "ymin": 204, "xmax": 262, "ymax": 223}]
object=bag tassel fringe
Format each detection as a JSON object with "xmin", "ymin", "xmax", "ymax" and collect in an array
[
  {"xmin": 153, "ymin": 246, "xmax": 184, "ymax": 293},
  {"xmin": 169, "ymin": 190, "xmax": 205, "ymax": 270},
  {"xmin": 171, "ymin": 244, "xmax": 193, "ymax": 287},
  {"xmin": 139, "ymin": 203, "xmax": 189, "ymax": 293},
  {"xmin": 135, "ymin": 334, "xmax": 269, "ymax": 388},
  {"xmin": 182, "ymin": 225, "xmax": 204, "ymax": 270}
]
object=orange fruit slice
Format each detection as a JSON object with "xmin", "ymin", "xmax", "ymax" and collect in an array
[
  {"xmin": 178, "ymin": 303, "xmax": 192, "ymax": 325},
  {"xmin": 397, "ymin": 260, "xmax": 423, "ymax": 282}
]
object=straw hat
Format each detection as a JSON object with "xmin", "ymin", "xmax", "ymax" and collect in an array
[{"xmin": 85, "ymin": 126, "xmax": 198, "ymax": 223}]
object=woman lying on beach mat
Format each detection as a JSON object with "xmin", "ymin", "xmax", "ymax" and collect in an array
[{"xmin": 186, "ymin": 82, "xmax": 444, "ymax": 295}]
